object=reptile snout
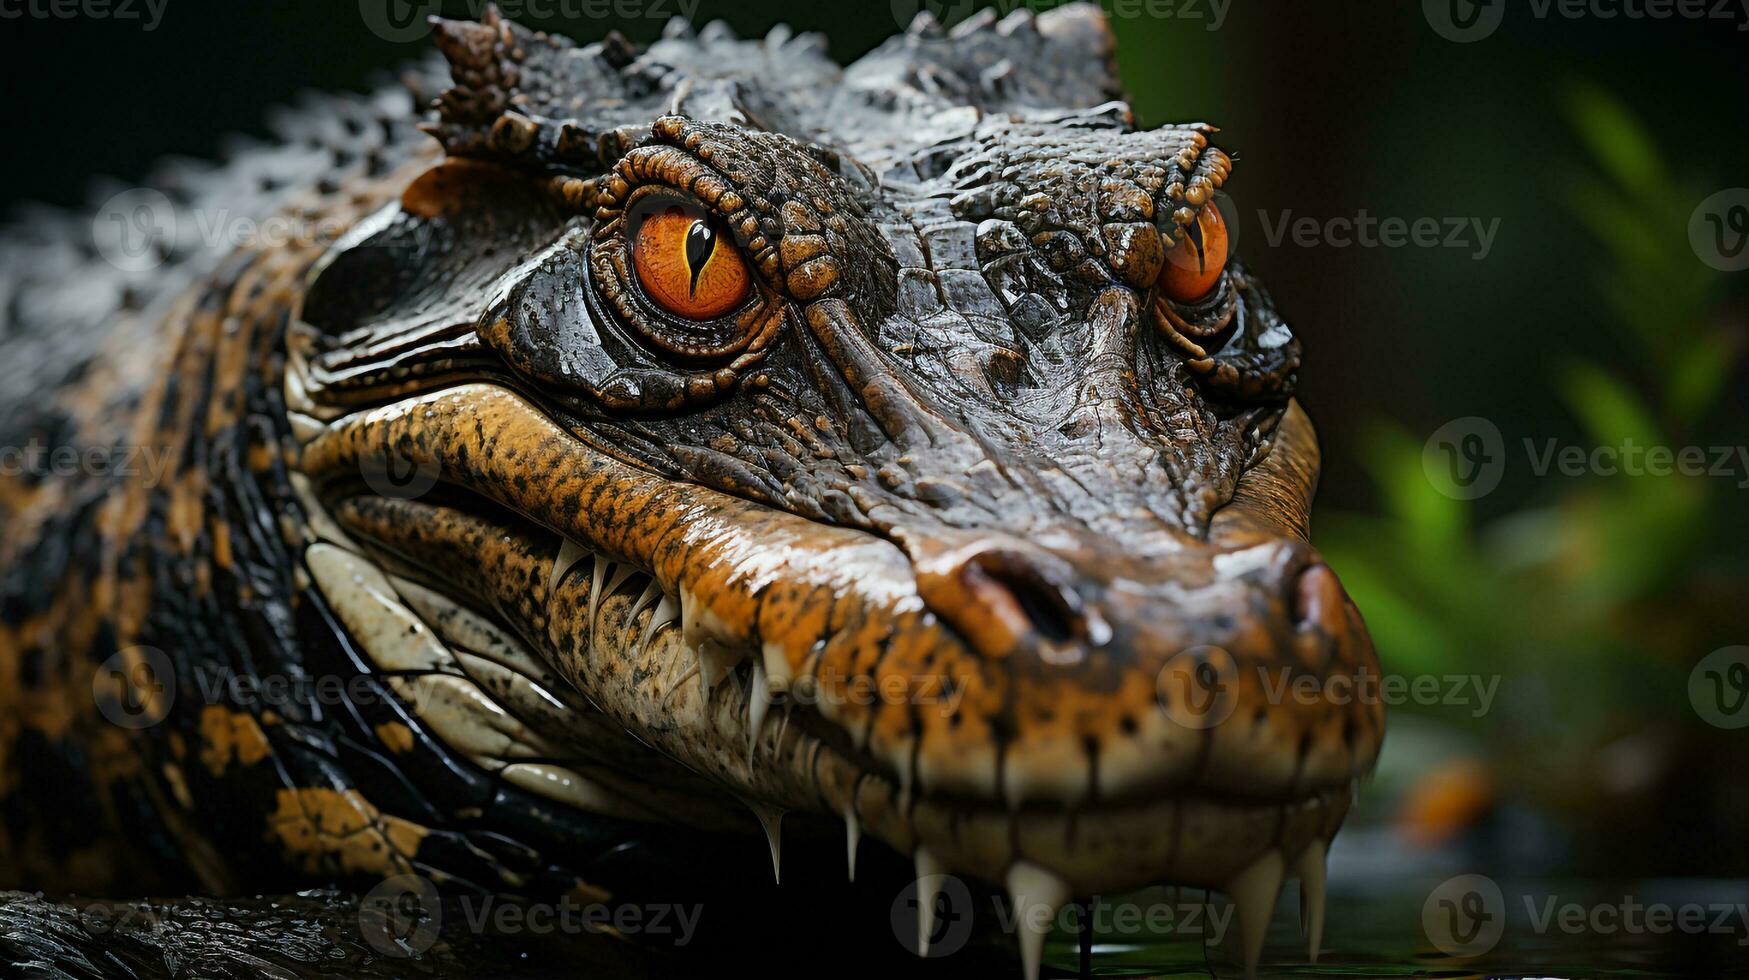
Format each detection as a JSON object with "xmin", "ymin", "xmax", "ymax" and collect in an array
[{"xmin": 889, "ymin": 522, "xmax": 1378, "ymax": 802}]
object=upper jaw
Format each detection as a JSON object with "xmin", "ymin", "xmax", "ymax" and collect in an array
[{"xmin": 299, "ymin": 377, "xmax": 1380, "ymax": 904}]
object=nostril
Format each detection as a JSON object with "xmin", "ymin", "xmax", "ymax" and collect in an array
[
  {"xmin": 1293, "ymin": 563, "xmax": 1345, "ymax": 631},
  {"xmin": 966, "ymin": 551, "xmax": 1085, "ymax": 645}
]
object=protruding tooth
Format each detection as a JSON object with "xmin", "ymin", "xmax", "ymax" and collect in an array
[
  {"xmin": 915, "ymin": 849, "xmax": 946, "ymax": 956},
  {"xmin": 605, "ymin": 563, "xmax": 637, "ymax": 598},
  {"xmin": 639, "ymin": 595, "xmax": 678, "ymax": 655},
  {"xmin": 1006, "ymin": 861, "xmax": 1070, "ymax": 980},
  {"xmin": 1227, "ymin": 849, "xmax": 1285, "ymax": 980},
  {"xmin": 697, "ymin": 642, "xmax": 741, "ymax": 696},
  {"xmin": 746, "ymin": 800, "xmax": 785, "ymax": 884},
  {"xmin": 748, "ymin": 659, "xmax": 771, "ymax": 760},
  {"xmin": 628, "ymin": 579, "xmax": 661, "ymax": 620},
  {"xmin": 1296, "ymin": 840, "xmax": 1328, "ymax": 963},
  {"xmin": 773, "ymin": 705, "xmax": 791, "ymax": 754},
  {"xmin": 844, "ymin": 804, "xmax": 861, "ymax": 882},
  {"xmin": 680, "ymin": 590, "xmax": 742, "ymax": 695},
  {"xmin": 588, "ymin": 559, "xmax": 609, "ymax": 626},
  {"xmin": 550, "ymin": 539, "xmax": 591, "ymax": 592},
  {"xmin": 662, "ymin": 663, "xmax": 700, "ymax": 707}
]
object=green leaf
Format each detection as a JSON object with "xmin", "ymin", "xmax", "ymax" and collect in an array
[
  {"xmin": 1666, "ymin": 329, "xmax": 1741, "ymax": 426},
  {"xmin": 1561, "ymin": 81, "xmax": 1663, "ymax": 203},
  {"xmin": 1557, "ymin": 361, "xmax": 1662, "ymax": 449}
]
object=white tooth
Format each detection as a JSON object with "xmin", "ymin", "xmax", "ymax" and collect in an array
[
  {"xmin": 628, "ymin": 579, "xmax": 661, "ymax": 620},
  {"xmin": 662, "ymin": 663, "xmax": 700, "ymax": 707},
  {"xmin": 748, "ymin": 659, "xmax": 771, "ymax": 760},
  {"xmin": 287, "ymin": 410, "xmax": 326, "ymax": 444},
  {"xmin": 640, "ymin": 595, "xmax": 678, "ymax": 656},
  {"xmin": 760, "ymin": 640, "xmax": 794, "ymax": 693},
  {"xmin": 588, "ymin": 559, "xmax": 609, "ymax": 626},
  {"xmin": 1006, "ymin": 861, "xmax": 1070, "ymax": 980},
  {"xmin": 605, "ymin": 563, "xmax": 637, "ymax": 598},
  {"xmin": 698, "ymin": 642, "xmax": 742, "ymax": 695},
  {"xmin": 844, "ymin": 804, "xmax": 861, "ymax": 882},
  {"xmin": 773, "ymin": 705, "xmax": 791, "ymax": 754},
  {"xmin": 1227, "ymin": 849, "xmax": 1285, "ymax": 980},
  {"xmin": 746, "ymin": 800, "xmax": 785, "ymax": 884},
  {"xmin": 550, "ymin": 539, "xmax": 591, "ymax": 592},
  {"xmin": 1296, "ymin": 840, "xmax": 1328, "ymax": 963},
  {"xmin": 915, "ymin": 848, "xmax": 945, "ymax": 956}
]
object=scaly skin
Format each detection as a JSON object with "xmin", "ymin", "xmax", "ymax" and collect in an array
[{"xmin": 0, "ymin": 6, "xmax": 1381, "ymax": 976}]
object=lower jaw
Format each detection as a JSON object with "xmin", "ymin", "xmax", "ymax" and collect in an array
[{"xmin": 312, "ymin": 480, "xmax": 1351, "ymax": 909}]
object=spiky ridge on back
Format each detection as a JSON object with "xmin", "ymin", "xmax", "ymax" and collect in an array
[{"xmin": 424, "ymin": 4, "xmax": 1124, "ymax": 181}]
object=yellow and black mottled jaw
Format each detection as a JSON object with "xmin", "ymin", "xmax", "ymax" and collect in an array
[{"xmin": 290, "ymin": 359, "xmax": 1379, "ymax": 976}]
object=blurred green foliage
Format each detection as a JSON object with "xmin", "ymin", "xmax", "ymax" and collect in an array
[{"xmin": 1316, "ymin": 85, "xmax": 1746, "ymax": 791}]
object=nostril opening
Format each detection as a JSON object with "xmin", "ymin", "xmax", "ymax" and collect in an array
[{"xmin": 968, "ymin": 551, "xmax": 1084, "ymax": 644}]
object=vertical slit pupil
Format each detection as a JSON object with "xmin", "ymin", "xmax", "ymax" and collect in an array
[
  {"xmin": 1184, "ymin": 216, "xmax": 1207, "ymax": 274},
  {"xmin": 684, "ymin": 220, "xmax": 716, "ymax": 294}
]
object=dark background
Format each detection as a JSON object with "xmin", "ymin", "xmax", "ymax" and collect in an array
[{"xmin": 4, "ymin": 0, "xmax": 1748, "ymax": 880}]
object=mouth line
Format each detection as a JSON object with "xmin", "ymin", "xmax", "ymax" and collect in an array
[
  {"xmin": 294, "ymin": 375, "xmax": 1372, "ymax": 959},
  {"xmin": 306, "ymin": 439, "xmax": 1359, "ymax": 860}
]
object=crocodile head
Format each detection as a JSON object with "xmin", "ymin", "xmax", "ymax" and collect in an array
[{"xmin": 290, "ymin": 5, "xmax": 1381, "ymax": 973}]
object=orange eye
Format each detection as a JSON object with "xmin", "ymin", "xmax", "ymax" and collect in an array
[
  {"xmin": 1159, "ymin": 203, "xmax": 1229, "ymax": 303},
  {"xmin": 633, "ymin": 205, "xmax": 751, "ymax": 321}
]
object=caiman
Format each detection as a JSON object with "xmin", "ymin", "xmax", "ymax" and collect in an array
[{"xmin": 0, "ymin": 5, "xmax": 1382, "ymax": 977}]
